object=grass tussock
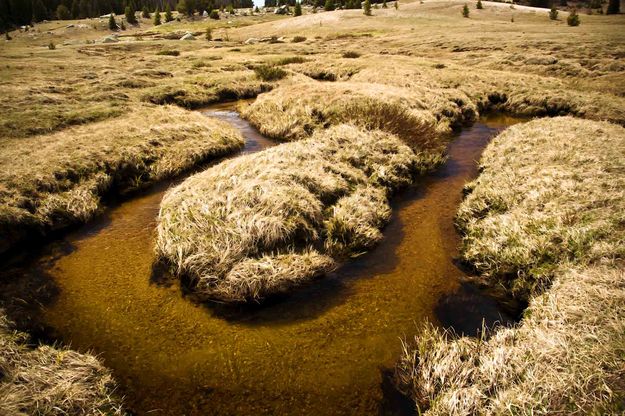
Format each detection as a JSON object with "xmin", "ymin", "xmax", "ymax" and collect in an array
[
  {"xmin": 396, "ymin": 117, "xmax": 625, "ymax": 415},
  {"xmin": 141, "ymin": 73, "xmax": 272, "ymax": 109},
  {"xmin": 156, "ymin": 124, "xmax": 444, "ymax": 302},
  {"xmin": 457, "ymin": 117, "xmax": 625, "ymax": 300},
  {"xmin": 0, "ymin": 105, "xmax": 243, "ymax": 254},
  {"xmin": 241, "ymin": 81, "xmax": 440, "ymax": 149},
  {"xmin": 253, "ymin": 64, "xmax": 288, "ymax": 81},
  {"xmin": 0, "ymin": 313, "xmax": 123, "ymax": 415}
]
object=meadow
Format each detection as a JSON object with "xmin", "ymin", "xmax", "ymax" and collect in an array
[{"xmin": 0, "ymin": 0, "xmax": 624, "ymax": 414}]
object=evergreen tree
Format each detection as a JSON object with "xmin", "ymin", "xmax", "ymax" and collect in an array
[
  {"xmin": 57, "ymin": 4, "xmax": 71, "ymax": 19},
  {"xmin": 10, "ymin": 0, "xmax": 33, "ymax": 24},
  {"xmin": 462, "ymin": 3, "xmax": 469, "ymax": 17},
  {"xmin": 141, "ymin": 5, "xmax": 149, "ymax": 17},
  {"xmin": 71, "ymin": 0, "xmax": 79, "ymax": 17},
  {"xmin": 153, "ymin": 6, "xmax": 161, "ymax": 24},
  {"xmin": 363, "ymin": 0, "xmax": 370, "ymax": 14},
  {"xmin": 382, "ymin": 0, "xmax": 387, "ymax": 8},
  {"xmin": 394, "ymin": 0, "xmax": 398, "ymax": 9},
  {"xmin": 476, "ymin": 0, "xmax": 482, "ymax": 9},
  {"xmin": 324, "ymin": 0, "xmax": 333, "ymax": 10},
  {"xmin": 125, "ymin": 5, "xmax": 137, "ymax": 23},
  {"xmin": 32, "ymin": 0, "xmax": 48, "ymax": 22},
  {"xmin": 567, "ymin": 7, "xmax": 579, "ymax": 25},
  {"xmin": 120, "ymin": 18, "xmax": 125, "ymax": 28},
  {"xmin": 78, "ymin": 0, "xmax": 89, "ymax": 17},
  {"xmin": 606, "ymin": 0, "xmax": 619, "ymax": 14},
  {"xmin": 108, "ymin": 12, "xmax": 116, "ymax": 28},
  {"xmin": 165, "ymin": 4, "xmax": 173, "ymax": 21},
  {"xmin": 549, "ymin": 5, "xmax": 558, "ymax": 19},
  {"xmin": 294, "ymin": 0, "xmax": 301, "ymax": 15}
]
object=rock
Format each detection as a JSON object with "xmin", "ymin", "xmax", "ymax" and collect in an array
[
  {"xmin": 245, "ymin": 37, "xmax": 259, "ymax": 44},
  {"xmin": 202, "ymin": 10, "xmax": 209, "ymax": 17},
  {"xmin": 180, "ymin": 33, "xmax": 196, "ymax": 40},
  {"xmin": 66, "ymin": 24, "xmax": 74, "ymax": 28},
  {"xmin": 102, "ymin": 35, "xmax": 119, "ymax": 43},
  {"xmin": 274, "ymin": 4, "xmax": 290, "ymax": 14}
]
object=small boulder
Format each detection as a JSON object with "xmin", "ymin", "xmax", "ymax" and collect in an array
[
  {"xmin": 245, "ymin": 37, "xmax": 259, "ymax": 44},
  {"xmin": 102, "ymin": 35, "xmax": 119, "ymax": 43},
  {"xmin": 180, "ymin": 33, "xmax": 196, "ymax": 40}
]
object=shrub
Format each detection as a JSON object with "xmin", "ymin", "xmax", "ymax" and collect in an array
[
  {"xmin": 395, "ymin": 0, "xmax": 398, "ymax": 9},
  {"xmin": 226, "ymin": 4, "xmax": 235, "ymax": 14},
  {"xmin": 205, "ymin": 27, "xmax": 212, "ymax": 40},
  {"xmin": 364, "ymin": 0, "xmax": 372, "ymax": 15},
  {"xmin": 121, "ymin": 20, "xmax": 126, "ymax": 30},
  {"xmin": 125, "ymin": 6, "xmax": 137, "ymax": 24},
  {"xmin": 254, "ymin": 65, "xmax": 287, "ymax": 81},
  {"xmin": 56, "ymin": 4, "xmax": 71, "ymax": 19},
  {"xmin": 462, "ymin": 3, "xmax": 470, "ymax": 17},
  {"xmin": 294, "ymin": 1, "xmax": 302, "ymax": 15},
  {"xmin": 157, "ymin": 50, "xmax": 180, "ymax": 56},
  {"xmin": 549, "ymin": 5, "xmax": 558, "ymax": 19},
  {"xmin": 153, "ymin": 7, "xmax": 161, "ymax": 25},
  {"xmin": 108, "ymin": 12, "xmax": 116, "ymax": 30},
  {"xmin": 476, "ymin": 0, "xmax": 483, "ymax": 9},
  {"xmin": 165, "ymin": 4, "xmax": 174, "ymax": 21},
  {"xmin": 567, "ymin": 8, "xmax": 580, "ymax": 25},
  {"xmin": 142, "ymin": 6, "xmax": 150, "ymax": 18},
  {"xmin": 325, "ymin": 0, "xmax": 335, "ymax": 11},
  {"xmin": 210, "ymin": 9, "xmax": 220, "ymax": 19},
  {"xmin": 292, "ymin": 35, "xmax": 306, "ymax": 42},
  {"xmin": 342, "ymin": 51, "xmax": 361, "ymax": 58},
  {"xmin": 382, "ymin": 0, "xmax": 388, "ymax": 8},
  {"xmin": 48, "ymin": 42, "xmax": 55, "ymax": 50}
]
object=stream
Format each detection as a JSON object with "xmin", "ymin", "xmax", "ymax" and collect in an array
[{"xmin": 0, "ymin": 102, "xmax": 521, "ymax": 415}]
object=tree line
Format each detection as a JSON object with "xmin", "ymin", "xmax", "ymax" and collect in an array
[{"xmin": 0, "ymin": 0, "xmax": 253, "ymax": 31}]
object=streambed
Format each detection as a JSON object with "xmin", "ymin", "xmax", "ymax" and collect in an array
[{"xmin": 0, "ymin": 102, "xmax": 521, "ymax": 415}]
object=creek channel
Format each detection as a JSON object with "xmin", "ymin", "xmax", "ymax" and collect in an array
[{"xmin": 0, "ymin": 101, "xmax": 522, "ymax": 415}]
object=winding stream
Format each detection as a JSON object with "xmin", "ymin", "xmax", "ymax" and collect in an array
[{"xmin": 0, "ymin": 103, "xmax": 521, "ymax": 415}]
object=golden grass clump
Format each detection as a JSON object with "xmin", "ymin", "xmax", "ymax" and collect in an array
[
  {"xmin": 0, "ymin": 105, "xmax": 244, "ymax": 254},
  {"xmin": 157, "ymin": 124, "xmax": 444, "ymax": 302},
  {"xmin": 241, "ymin": 80, "xmax": 441, "ymax": 148},
  {"xmin": 396, "ymin": 265, "xmax": 625, "ymax": 415},
  {"xmin": 0, "ymin": 313, "xmax": 123, "ymax": 415},
  {"xmin": 396, "ymin": 117, "xmax": 625, "ymax": 415},
  {"xmin": 456, "ymin": 117, "xmax": 625, "ymax": 299}
]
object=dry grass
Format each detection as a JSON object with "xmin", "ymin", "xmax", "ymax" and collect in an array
[
  {"xmin": 396, "ymin": 117, "xmax": 625, "ymax": 415},
  {"xmin": 457, "ymin": 117, "xmax": 625, "ymax": 300},
  {"xmin": 156, "ymin": 124, "xmax": 444, "ymax": 302},
  {"xmin": 0, "ymin": 105, "xmax": 243, "ymax": 254},
  {"xmin": 0, "ymin": 313, "xmax": 123, "ymax": 415}
]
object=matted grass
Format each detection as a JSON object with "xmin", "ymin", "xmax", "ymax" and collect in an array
[
  {"xmin": 156, "ymin": 124, "xmax": 444, "ymax": 302},
  {"xmin": 0, "ymin": 313, "xmax": 123, "ymax": 415},
  {"xmin": 0, "ymin": 105, "xmax": 243, "ymax": 254},
  {"xmin": 395, "ymin": 117, "xmax": 625, "ymax": 415}
]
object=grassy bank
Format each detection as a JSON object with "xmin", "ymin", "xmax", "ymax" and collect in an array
[
  {"xmin": 156, "ymin": 124, "xmax": 444, "ymax": 301},
  {"xmin": 395, "ymin": 117, "xmax": 625, "ymax": 414},
  {"xmin": 0, "ymin": 313, "xmax": 123, "ymax": 415},
  {"xmin": 0, "ymin": 105, "xmax": 243, "ymax": 255}
]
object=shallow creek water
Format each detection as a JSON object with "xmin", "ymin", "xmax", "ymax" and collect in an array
[{"xmin": 1, "ymin": 104, "xmax": 521, "ymax": 415}]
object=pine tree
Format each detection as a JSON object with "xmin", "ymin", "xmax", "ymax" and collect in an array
[
  {"xmin": 606, "ymin": 0, "xmax": 619, "ymax": 14},
  {"xmin": 549, "ymin": 5, "xmax": 558, "ymax": 19},
  {"xmin": 153, "ymin": 6, "xmax": 161, "ymax": 24},
  {"xmin": 125, "ymin": 5, "xmax": 137, "ymax": 23},
  {"xmin": 394, "ymin": 0, "xmax": 398, "ymax": 9},
  {"xmin": 78, "ymin": 0, "xmax": 89, "ymax": 18},
  {"xmin": 294, "ymin": 1, "xmax": 301, "ymax": 15},
  {"xmin": 476, "ymin": 0, "xmax": 482, "ymax": 9},
  {"xmin": 462, "ymin": 3, "xmax": 469, "ymax": 17},
  {"xmin": 71, "ymin": 0, "xmax": 79, "ymax": 18},
  {"xmin": 324, "ymin": 0, "xmax": 334, "ymax": 11},
  {"xmin": 363, "ymin": 0, "xmax": 371, "ymax": 14},
  {"xmin": 56, "ymin": 4, "xmax": 71, "ymax": 19},
  {"xmin": 567, "ymin": 7, "xmax": 579, "ymax": 25},
  {"xmin": 382, "ymin": 0, "xmax": 387, "ymax": 8},
  {"xmin": 165, "ymin": 4, "xmax": 173, "ymax": 21},
  {"xmin": 32, "ymin": 0, "xmax": 48, "ymax": 22},
  {"xmin": 108, "ymin": 11, "xmax": 116, "ymax": 28},
  {"xmin": 142, "ymin": 5, "xmax": 149, "ymax": 18}
]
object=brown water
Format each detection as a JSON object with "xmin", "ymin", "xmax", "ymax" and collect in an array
[{"xmin": 0, "ymin": 106, "xmax": 521, "ymax": 415}]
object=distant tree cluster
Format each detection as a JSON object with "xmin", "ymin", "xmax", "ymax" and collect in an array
[{"xmin": 0, "ymin": 0, "xmax": 252, "ymax": 32}]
